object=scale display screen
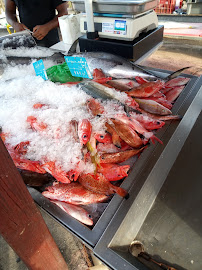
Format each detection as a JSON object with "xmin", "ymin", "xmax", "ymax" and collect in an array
[{"xmin": 114, "ymin": 20, "xmax": 127, "ymax": 35}]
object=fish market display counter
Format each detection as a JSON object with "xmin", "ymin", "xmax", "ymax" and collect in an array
[
  {"xmin": 27, "ymin": 72, "xmax": 202, "ymax": 270},
  {"xmin": 0, "ymin": 42, "xmax": 202, "ymax": 270}
]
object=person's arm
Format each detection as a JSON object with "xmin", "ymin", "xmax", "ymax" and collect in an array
[
  {"xmin": 32, "ymin": 2, "xmax": 68, "ymax": 40},
  {"xmin": 5, "ymin": 0, "xmax": 28, "ymax": 32}
]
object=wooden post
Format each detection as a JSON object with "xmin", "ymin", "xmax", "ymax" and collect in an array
[{"xmin": 0, "ymin": 138, "xmax": 69, "ymax": 270}]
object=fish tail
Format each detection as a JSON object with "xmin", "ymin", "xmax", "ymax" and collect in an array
[
  {"xmin": 150, "ymin": 135, "xmax": 163, "ymax": 145},
  {"xmin": 165, "ymin": 67, "xmax": 191, "ymax": 81},
  {"xmin": 115, "ymin": 187, "xmax": 129, "ymax": 198}
]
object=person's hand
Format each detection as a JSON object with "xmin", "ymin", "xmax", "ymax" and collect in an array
[
  {"xmin": 13, "ymin": 22, "xmax": 28, "ymax": 32},
  {"xmin": 32, "ymin": 25, "xmax": 50, "ymax": 40}
]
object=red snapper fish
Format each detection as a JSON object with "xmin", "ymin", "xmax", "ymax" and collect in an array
[
  {"xmin": 94, "ymin": 132, "xmax": 112, "ymax": 144},
  {"xmin": 50, "ymin": 200, "xmax": 93, "ymax": 226},
  {"xmin": 11, "ymin": 154, "xmax": 46, "ymax": 174},
  {"xmin": 99, "ymin": 147, "xmax": 146, "ymax": 164},
  {"xmin": 78, "ymin": 119, "xmax": 92, "ymax": 145},
  {"xmin": 126, "ymin": 80, "xmax": 165, "ymax": 98},
  {"xmin": 129, "ymin": 112, "xmax": 165, "ymax": 130},
  {"xmin": 78, "ymin": 173, "xmax": 128, "ymax": 198},
  {"xmin": 164, "ymin": 77, "xmax": 190, "ymax": 88},
  {"xmin": 42, "ymin": 182, "xmax": 108, "ymax": 205},
  {"xmin": 98, "ymin": 163, "xmax": 130, "ymax": 181},
  {"xmin": 115, "ymin": 114, "xmax": 163, "ymax": 145},
  {"xmin": 165, "ymin": 85, "xmax": 185, "ymax": 102},
  {"xmin": 86, "ymin": 98, "xmax": 105, "ymax": 116},
  {"xmin": 42, "ymin": 161, "xmax": 71, "ymax": 184},
  {"xmin": 109, "ymin": 118, "xmax": 143, "ymax": 148},
  {"xmin": 105, "ymin": 122, "xmax": 122, "ymax": 148}
]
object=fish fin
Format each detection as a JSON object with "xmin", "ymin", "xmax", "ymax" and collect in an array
[
  {"xmin": 124, "ymin": 104, "xmax": 142, "ymax": 116},
  {"xmin": 165, "ymin": 67, "xmax": 191, "ymax": 81}
]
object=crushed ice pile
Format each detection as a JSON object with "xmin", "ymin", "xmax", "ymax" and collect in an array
[{"xmin": 0, "ymin": 56, "xmax": 126, "ymax": 174}]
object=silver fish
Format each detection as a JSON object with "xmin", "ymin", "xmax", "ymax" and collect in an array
[
  {"xmin": 72, "ymin": 52, "xmax": 156, "ymax": 80},
  {"xmin": 135, "ymin": 98, "xmax": 172, "ymax": 115}
]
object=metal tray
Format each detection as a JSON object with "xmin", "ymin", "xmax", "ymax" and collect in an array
[
  {"xmin": 28, "ymin": 71, "xmax": 199, "ymax": 249},
  {"xmin": 71, "ymin": 0, "xmax": 158, "ymax": 15},
  {"xmin": 94, "ymin": 76, "xmax": 202, "ymax": 269}
]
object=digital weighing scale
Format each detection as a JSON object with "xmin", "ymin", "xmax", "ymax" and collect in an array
[{"xmin": 71, "ymin": 0, "xmax": 164, "ymax": 61}]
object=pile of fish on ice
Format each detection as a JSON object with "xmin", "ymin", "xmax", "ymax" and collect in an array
[{"xmin": 0, "ymin": 51, "xmax": 190, "ymax": 226}]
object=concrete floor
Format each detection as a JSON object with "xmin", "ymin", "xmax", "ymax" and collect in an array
[
  {"xmin": 141, "ymin": 35, "xmax": 202, "ymax": 77},
  {"xmin": 0, "ymin": 30, "xmax": 201, "ymax": 270}
]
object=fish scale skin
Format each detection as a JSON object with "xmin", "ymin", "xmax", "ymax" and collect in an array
[{"xmin": 42, "ymin": 182, "xmax": 108, "ymax": 205}]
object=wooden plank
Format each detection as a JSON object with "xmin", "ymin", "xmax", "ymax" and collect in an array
[{"xmin": 0, "ymin": 138, "xmax": 69, "ymax": 270}]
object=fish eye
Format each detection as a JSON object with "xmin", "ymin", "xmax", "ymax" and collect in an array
[
  {"xmin": 88, "ymin": 214, "xmax": 92, "ymax": 219},
  {"xmin": 100, "ymin": 135, "xmax": 104, "ymax": 138},
  {"xmin": 83, "ymin": 134, "xmax": 87, "ymax": 138}
]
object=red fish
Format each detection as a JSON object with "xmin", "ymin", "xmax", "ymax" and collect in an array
[
  {"xmin": 109, "ymin": 118, "xmax": 143, "ymax": 148},
  {"xmin": 98, "ymin": 163, "xmax": 130, "ymax": 181},
  {"xmin": 94, "ymin": 133, "xmax": 112, "ymax": 144},
  {"xmin": 165, "ymin": 77, "xmax": 189, "ymax": 88},
  {"xmin": 67, "ymin": 169, "xmax": 80, "ymax": 182},
  {"xmin": 93, "ymin": 77, "xmax": 112, "ymax": 84},
  {"xmin": 78, "ymin": 173, "xmax": 128, "ymax": 198},
  {"xmin": 105, "ymin": 122, "xmax": 122, "ymax": 148},
  {"xmin": 86, "ymin": 98, "xmax": 105, "ymax": 116},
  {"xmin": 78, "ymin": 119, "xmax": 92, "ymax": 145},
  {"xmin": 99, "ymin": 147, "xmax": 146, "ymax": 164},
  {"xmin": 93, "ymin": 68, "xmax": 106, "ymax": 79},
  {"xmin": 42, "ymin": 182, "xmax": 108, "ymax": 205},
  {"xmin": 135, "ymin": 76, "xmax": 149, "ymax": 84},
  {"xmin": 27, "ymin": 116, "xmax": 47, "ymax": 132},
  {"xmin": 165, "ymin": 85, "xmax": 185, "ymax": 102},
  {"xmin": 42, "ymin": 161, "xmax": 71, "ymax": 184},
  {"xmin": 126, "ymin": 80, "xmax": 165, "ymax": 98},
  {"xmin": 50, "ymin": 200, "xmax": 93, "ymax": 226},
  {"xmin": 129, "ymin": 112, "xmax": 165, "ymax": 130},
  {"xmin": 115, "ymin": 114, "xmax": 162, "ymax": 145},
  {"xmin": 11, "ymin": 155, "xmax": 46, "ymax": 174}
]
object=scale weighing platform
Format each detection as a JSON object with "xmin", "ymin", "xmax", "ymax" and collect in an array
[{"xmin": 71, "ymin": 0, "xmax": 164, "ymax": 61}]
